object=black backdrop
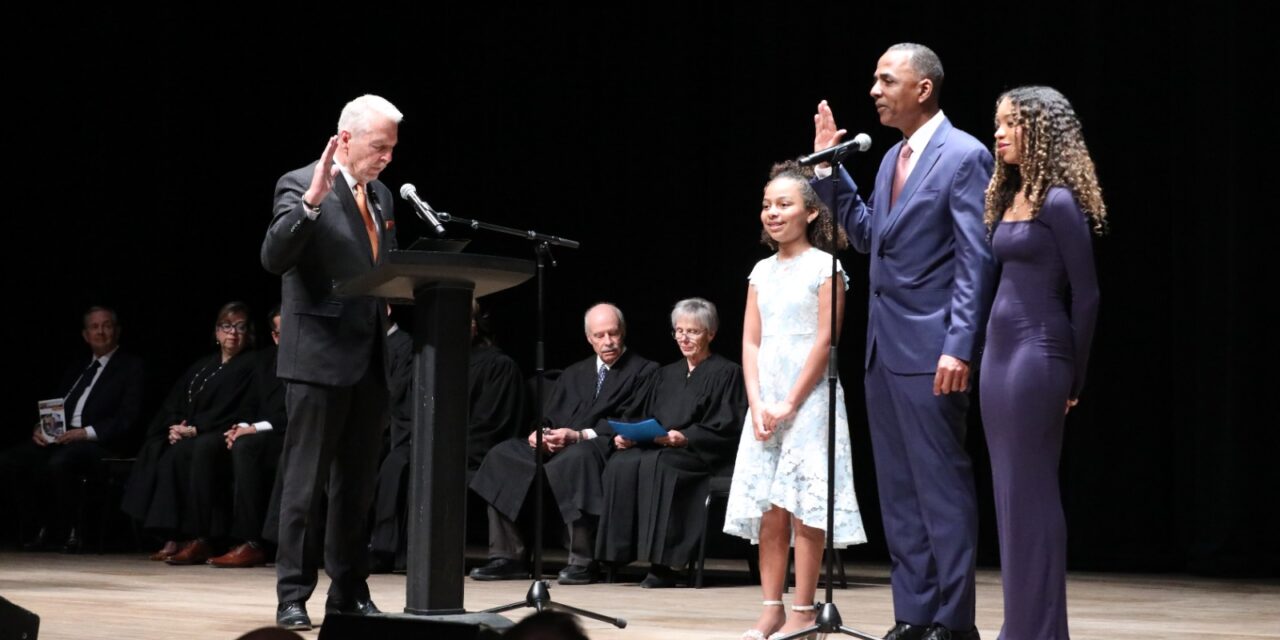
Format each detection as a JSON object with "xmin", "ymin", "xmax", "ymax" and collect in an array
[{"xmin": 8, "ymin": 4, "xmax": 1272, "ymax": 576}]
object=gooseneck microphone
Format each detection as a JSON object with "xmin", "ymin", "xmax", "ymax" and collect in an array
[{"xmin": 398, "ymin": 183, "xmax": 447, "ymax": 235}]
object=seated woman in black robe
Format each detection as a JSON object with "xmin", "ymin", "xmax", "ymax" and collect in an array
[
  {"xmin": 121, "ymin": 301, "xmax": 257, "ymax": 563},
  {"xmin": 595, "ymin": 297, "xmax": 746, "ymax": 587}
]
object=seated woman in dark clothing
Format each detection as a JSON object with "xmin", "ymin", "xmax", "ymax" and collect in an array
[
  {"xmin": 121, "ymin": 301, "xmax": 257, "ymax": 564},
  {"xmin": 200, "ymin": 305, "xmax": 288, "ymax": 568},
  {"xmin": 595, "ymin": 297, "xmax": 746, "ymax": 588}
]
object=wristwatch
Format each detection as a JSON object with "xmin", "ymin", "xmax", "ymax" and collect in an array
[{"xmin": 303, "ymin": 199, "xmax": 322, "ymax": 215}]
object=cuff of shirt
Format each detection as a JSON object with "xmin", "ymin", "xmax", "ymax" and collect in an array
[
  {"xmin": 581, "ymin": 428, "xmax": 597, "ymax": 441},
  {"xmin": 252, "ymin": 421, "xmax": 273, "ymax": 432},
  {"xmin": 814, "ymin": 165, "xmax": 832, "ymax": 179},
  {"xmin": 83, "ymin": 427, "xmax": 98, "ymax": 441}
]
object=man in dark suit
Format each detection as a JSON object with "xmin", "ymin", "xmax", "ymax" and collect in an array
[
  {"xmin": 812, "ymin": 43, "xmax": 996, "ymax": 640},
  {"xmin": 261, "ymin": 94, "xmax": 402, "ymax": 630},
  {"xmin": 469, "ymin": 303, "xmax": 657, "ymax": 586},
  {"xmin": 0, "ymin": 306, "xmax": 144, "ymax": 551}
]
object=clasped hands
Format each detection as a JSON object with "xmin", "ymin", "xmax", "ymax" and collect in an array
[
  {"xmin": 528, "ymin": 427, "xmax": 581, "ymax": 454},
  {"xmin": 167, "ymin": 420, "xmax": 198, "ymax": 445}
]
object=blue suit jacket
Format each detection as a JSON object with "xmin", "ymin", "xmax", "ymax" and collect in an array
[{"xmin": 815, "ymin": 117, "xmax": 996, "ymax": 374}]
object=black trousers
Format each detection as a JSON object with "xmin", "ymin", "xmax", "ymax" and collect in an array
[
  {"xmin": 183, "ymin": 430, "xmax": 283, "ymax": 541},
  {"xmin": 274, "ymin": 365, "xmax": 388, "ymax": 604},
  {"xmin": 0, "ymin": 439, "xmax": 113, "ymax": 537}
]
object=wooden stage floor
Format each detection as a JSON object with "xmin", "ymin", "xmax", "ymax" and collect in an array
[{"xmin": 1, "ymin": 551, "xmax": 1276, "ymax": 639}]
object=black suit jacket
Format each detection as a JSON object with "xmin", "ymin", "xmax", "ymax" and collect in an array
[
  {"xmin": 57, "ymin": 349, "xmax": 145, "ymax": 454},
  {"xmin": 261, "ymin": 162, "xmax": 398, "ymax": 386}
]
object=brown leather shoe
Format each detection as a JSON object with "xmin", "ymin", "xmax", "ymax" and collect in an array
[
  {"xmin": 208, "ymin": 542, "xmax": 268, "ymax": 568},
  {"xmin": 165, "ymin": 539, "xmax": 213, "ymax": 565},
  {"xmin": 149, "ymin": 540, "xmax": 180, "ymax": 561}
]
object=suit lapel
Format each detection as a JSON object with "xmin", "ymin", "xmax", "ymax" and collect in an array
[{"xmin": 881, "ymin": 118, "xmax": 952, "ymax": 240}]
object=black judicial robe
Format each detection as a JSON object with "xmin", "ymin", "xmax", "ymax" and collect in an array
[
  {"xmin": 595, "ymin": 353, "xmax": 746, "ymax": 567},
  {"xmin": 370, "ymin": 343, "xmax": 529, "ymax": 558},
  {"xmin": 121, "ymin": 351, "xmax": 256, "ymax": 533},
  {"xmin": 182, "ymin": 346, "xmax": 289, "ymax": 540},
  {"xmin": 385, "ymin": 327, "xmax": 414, "ymax": 450},
  {"xmin": 470, "ymin": 349, "xmax": 658, "ymax": 525}
]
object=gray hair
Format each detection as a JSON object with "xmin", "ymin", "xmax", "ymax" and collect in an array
[
  {"xmin": 337, "ymin": 94, "xmax": 404, "ymax": 136},
  {"xmin": 887, "ymin": 42, "xmax": 944, "ymax": 98},
  {"xmin": 670, "ymin": 297, "xmax": 718, "ymax": 334},
  {"xmin": 583, "ymin": 302, "xmax": 626, "ymax": 335},
  {"xmin": 83, "ymin": 305, "xmax": 119, "ymax": 328}
]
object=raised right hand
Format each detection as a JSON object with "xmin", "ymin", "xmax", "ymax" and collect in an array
[
  {"xmin": 814, "ymin": 100, "xmax": 847, "ymax": 156},
  {"xmin": 304, "ymin": 135, "xmax": 341, "ymax": 207}
]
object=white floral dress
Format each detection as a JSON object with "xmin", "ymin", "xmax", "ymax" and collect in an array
[{"xmin": 723, "ymin": 247, "xmax": 867, "ymax": 547}]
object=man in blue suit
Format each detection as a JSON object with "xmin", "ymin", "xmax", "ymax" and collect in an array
[{"xmin": 812, "ymin": 43, "xmax": 995, "ymax": 640}]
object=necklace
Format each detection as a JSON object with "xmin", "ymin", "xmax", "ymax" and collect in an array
[{"xmin": 187, "ymin": 358, "xmax": 226, "ymax": 404}]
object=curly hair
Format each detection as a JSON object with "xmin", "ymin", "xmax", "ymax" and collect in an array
[
  {"xmin": 761, "ymin": 160, "xmax": 849, "ymax": 253},
  {"xmin": 984, "ymin": 86, "xmax": 1107, "ymax": 235}
]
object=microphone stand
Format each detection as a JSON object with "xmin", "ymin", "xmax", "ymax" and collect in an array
[
  {"xmin": 774, "ymin": 149, "xmax": 879, "ymax": 640},
  {"xmin": 429, "ymin": 209, "xmax": 626, "ymax": 629}
]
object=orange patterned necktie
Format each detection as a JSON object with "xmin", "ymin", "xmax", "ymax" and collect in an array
[{"xmin": 353, "ymin": 183, "xmax": 380, "ymax": 260}]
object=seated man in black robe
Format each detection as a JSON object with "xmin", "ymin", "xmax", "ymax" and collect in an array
[
  {"xmin": 369, "ymin": 301, "xmax": 528, "ymax": 571},
  {"xmin": 469, "ymin": 303, "xmax": 657, "ymax": 585}
]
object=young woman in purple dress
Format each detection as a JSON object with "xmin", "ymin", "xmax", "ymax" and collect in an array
[{"xmin": 981, "ymin": 85, "xmax": 1106, "ymax": 640}]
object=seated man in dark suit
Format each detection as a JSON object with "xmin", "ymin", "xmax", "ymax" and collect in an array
[
  {"xmin": 0, "ymin": 306, "xmax": 145, "ymax": 551},
  {"xmin": 469, "ymin": 303, "xmax": 657, "ymax": 585},
  {"xmin": 370, "ymin": 301, "xmax": 528, "ymax": 572}
]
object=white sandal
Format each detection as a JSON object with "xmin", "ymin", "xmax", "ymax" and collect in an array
[
  {"xmin": 740, "ymin": 601, "xmax": 785, "ymax": 640},
  {"xmin": 766, "ymin": 604, "xmax": 820, "ymax": 640}
]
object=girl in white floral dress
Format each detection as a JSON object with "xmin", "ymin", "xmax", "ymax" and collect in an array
[{"xmin": 725, "ymin": 161, "xmax": 866, "ymax": 640}]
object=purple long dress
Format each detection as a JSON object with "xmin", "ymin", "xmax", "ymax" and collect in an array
[{"xmin": 980, "ymin": 186, "xmax": 1099, "ymax": 640}]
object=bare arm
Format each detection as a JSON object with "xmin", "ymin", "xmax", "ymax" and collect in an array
[{"xmin": 762, "ymin": 275, "xmax": 845, "ymax": 430}]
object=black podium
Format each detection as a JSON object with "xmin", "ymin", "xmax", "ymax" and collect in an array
[{"xmin": 338, "ymin": 250, "xmax": 533, "ymax": 617}]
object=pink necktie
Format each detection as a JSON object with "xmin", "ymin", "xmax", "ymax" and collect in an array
[{"xmin": 890, "ymin": 142, "xmax": 913, "ymax": 208}]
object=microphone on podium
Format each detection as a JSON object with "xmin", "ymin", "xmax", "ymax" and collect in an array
[{"xmin": 399, "ymin": 183, "xmax": 447, "ymax": 235}]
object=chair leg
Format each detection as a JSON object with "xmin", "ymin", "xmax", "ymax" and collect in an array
[
  {"xmin": 74, "ymin": 476, "xmax": 89, "ymax": 552},
  {"xmin": 695, "ymin": 494, "xmax": 713, "ymax": 588}
]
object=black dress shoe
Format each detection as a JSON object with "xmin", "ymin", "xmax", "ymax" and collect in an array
[
  {"xmin": 22, "ymin": 527, "xmax": 52, "ymax": 552},
  {"xmin": 557, "ymin": 562, "xmax": 599, "ymax": 585},
  {"xmin": 325, "ymin": 596, "xmax": 380, "ymax": 616},
  {"xmin": 469, "ymin": 557, "xmax": 528, "ymax": 581},
  {"xmin": 921, "ymin": 624, "xmax": 980, "ymax": 640},
  {"xmin": 60, "ymin": 528, "xmax": 83, "ymax": 554},
  {"xmin": 885, "ymin": 622, "xmax": 930, "ymax": 640},
  {"xmin": 276, "ymin": 601, "xmax": 312, "ymax": 630},
  {"xmin": 639, "ymin": 564, "xmax": 681, "ymax": 589}
]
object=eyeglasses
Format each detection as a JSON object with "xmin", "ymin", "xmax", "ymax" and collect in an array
[
  {"xmin": 672, "ymin": 328, "xmax": 706, "ymax": 339},
  {"xmin": 218, "ymin": 322, "xmax": 250, "ymax": 334}
]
